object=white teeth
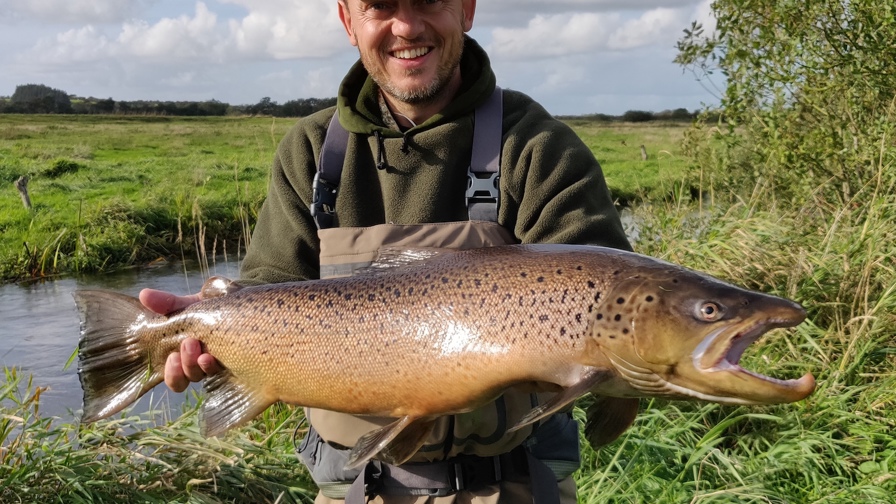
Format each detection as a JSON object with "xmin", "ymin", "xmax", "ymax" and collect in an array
[{"xmin": 393, "ymin": 47, "xmax": 429, "ymax": 59}]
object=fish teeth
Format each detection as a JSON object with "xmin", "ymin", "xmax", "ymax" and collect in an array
[{"xmin": 393, "ymin": 47, "xmax": 430, "ymax": 59}]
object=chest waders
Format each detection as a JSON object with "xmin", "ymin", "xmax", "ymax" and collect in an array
[{"xmin": 300, "ymin": 88, "xmax": 579, "ymax": 504}]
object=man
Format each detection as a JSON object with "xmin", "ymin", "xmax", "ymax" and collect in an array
[{"xmin": 141, "ymin": 0, "xmax": 631, "ymax": 502}]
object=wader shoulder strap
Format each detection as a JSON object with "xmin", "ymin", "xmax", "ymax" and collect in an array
[
  {"xmin": 310, "ymin": 111, "xmax": 348, "ymax": 230},
  {"xmin": 311, "ymin": 87, "xmax": 504, "ymax": 229},
  {"xmin": 467, "ymin": 86, "xmax": 503, "ymax": 222}
]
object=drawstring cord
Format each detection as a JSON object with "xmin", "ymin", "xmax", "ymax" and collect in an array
[
  {"xmin": 374, "ymin": 131, "xmax": 387, "ymax": 170},
  {"xmin": 374, "ymin": 127, "xmax": 413, "ymax": 170}
]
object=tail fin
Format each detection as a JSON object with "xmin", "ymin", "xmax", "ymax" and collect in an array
[{"xmin": 73, "ymin": 290, "xmax": 166, "ymax": 423}]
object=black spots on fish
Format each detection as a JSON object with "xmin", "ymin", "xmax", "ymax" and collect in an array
[
  {"xmin": 576, "ymin": 265, "xmax": 583, "ymax": 271},
  {"xmin": 441, "ymin": 276, "xmax": 449, "ymax": 284},
  {"xmin": 537, "ymin": 276, "xmax": 545, "ymax": 283},
  {"xmin": 539, "ymin": 314, "xmax": 549, "ymax": 322},
  {"xmin": 368, "ymin": 293, "xmax": 376, "ymax": 302},
  {"xmin": 622, "ymin": 328, "xmax": 630, "ymax": 335},
  {"xmin": 520, "ymin": 272, "xmax": 528, "ymax": 278},
  {"xmin": 616, "ymin": 297, "xmax": 625, "ymax": 304},
  {"xmin": 392, "ymin": 288, "xmax": 401, "ymax": 298},
  {"xmin": 613, "ymin": 270, "xmax": 621, "ymax": 276},
  {"xmin": 614, "ymin": 314, "xmax": 622, "ymax": 322},
  {"xmin": 344, "ymin": 293, "xmax": 354, "ymax": 301},
  {"xmin": 587, "ymin": 280, "xmax": 596, "ymax": 289},
  {"xmin": 596, "ymin": 313, "xmax": 604, "ymax": 320},
  {"xmin": 575, "ymin": 313, "xmax": 583, "ymax": 323},
  {"xmin": 594, "ymin": 292, "xmax": 602, "ymax": 303},
  {"xmin": 408, "ymin": 287, "xmax": 414, "ymax": 295},
  {"xmin": 645, "ymin": 295, "xmax": 655, "ymax": 302}
]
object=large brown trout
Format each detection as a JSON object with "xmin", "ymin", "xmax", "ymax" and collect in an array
[{"xmin": 74, "ymin": 244, "xmax": 815, "ymax": 468}]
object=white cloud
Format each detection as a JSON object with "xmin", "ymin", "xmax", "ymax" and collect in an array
[
  {"xmin": 117, "ymin": 2, "xmax": 223, "ymax": 60},
  {"xmin": 223, "ymin": 0, "xmax": 345, "ymax": 59},
  {"xmin": 2, "ymin": 0, "xmax": 153, "ymax": 23},
  {"xmin": 488, "ymin": 6, "xmax": 693, "ymax": 60},
  {"xmin": 607, "ymin": 8, "xmax": 689, "ymax": 50},
  {"xmin": 489, "ymin": 13, "xmax": 620, "ymax": 59},
  {"xmin": 30, "ymin": 25, "xmax": 112, "ymax": 64}
]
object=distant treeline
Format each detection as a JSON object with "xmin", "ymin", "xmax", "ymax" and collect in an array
[
  {"xmin": 2, "ymin": 83, "xmax": 705, "ymax": 121},
  {"xmin": 556, "ymin": 108, "xmax": 704, "ymax": 123},
  {"xmin": 0, "ymin": 84, "xmax": 336, "ymax": 117}
]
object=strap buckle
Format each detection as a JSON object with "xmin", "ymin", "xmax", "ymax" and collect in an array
[
  {"xmin": 466, "ymin": 170, "xmax": 499, "ymax": 202},
  {"xmin": 311, "ymin": 171, "xmax": 338, "ymax": 230}
]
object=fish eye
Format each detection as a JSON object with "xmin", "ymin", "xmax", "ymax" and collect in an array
[{"xmin": 695, "ymin": 301, "xmax": 724, "ymax": 321}]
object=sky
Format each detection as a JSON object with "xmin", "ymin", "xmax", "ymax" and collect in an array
[{"xmin": 0, "ymin": 0, "xmax": 721, "ymax": 116}]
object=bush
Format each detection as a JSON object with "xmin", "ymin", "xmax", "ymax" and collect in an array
[
  {"xmin": 44, "ymin": 158, "xmax": 82, "ymax": 178},
  {"xmin": 676, "ymin": 0, "xmax": 896, "ymax": 204}
]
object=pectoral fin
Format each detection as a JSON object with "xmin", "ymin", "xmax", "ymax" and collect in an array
[
  {"xmin": 201, "ymin": 368, "xmax": 275, "ymax": 438},
  {"xmin": 583, "ymin": 396, "xmax": 640, "ymax": 448},
  {"xmin": 508, "ymin": 369, "xmax": 611, "ymax": 433},
  {"xmin": 345, "ymin": 416, "xmax": 437, "ymax": 470}
]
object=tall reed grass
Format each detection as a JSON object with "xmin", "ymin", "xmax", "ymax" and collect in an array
[{"xmin": 575, "ymin": 168, "xmax": 896, "ymax": 502}]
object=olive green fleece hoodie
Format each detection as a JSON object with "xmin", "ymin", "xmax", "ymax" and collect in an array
[{"xmin": 240, "ymin": 37, "xmax": 630, "ymax": 285}]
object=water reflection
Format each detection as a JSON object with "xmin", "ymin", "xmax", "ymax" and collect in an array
[{"xmin": 0, "ymin": 258, "xmax": 241, "ymax": 421}]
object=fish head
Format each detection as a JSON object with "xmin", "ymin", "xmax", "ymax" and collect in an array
[{"xmin": 593, "ymin": 265, "xmax": 815, "ymax": 405}]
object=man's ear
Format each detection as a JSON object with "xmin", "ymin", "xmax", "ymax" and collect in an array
[
  {"xmin": 338, "ymin": 0, "xmax": 359, "ymax": 46},
  {"xmin": 462, "ymin": 0, "xmax": 476, "ymax": 32}
]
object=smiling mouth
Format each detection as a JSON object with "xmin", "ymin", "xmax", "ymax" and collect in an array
[{"xmin": 392, "ymin": 47, "xmax": 431, "ymax": 59}]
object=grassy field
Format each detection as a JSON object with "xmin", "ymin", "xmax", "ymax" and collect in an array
[
  {"xmin": 0, "ymin": 114, "xmax": 689, "ymax": 282},
  {"xmin": 2, "ymin": 114, "xmax": 894, "ymax": 503},
  {"xmin": 0, "ymin": 115, "xmax": 291, "ymax": 281}
]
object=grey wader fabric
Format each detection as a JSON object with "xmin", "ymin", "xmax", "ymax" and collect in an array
[{"xmin": 298, "ymin": 87, "xmax": 579, "ymax": 503}]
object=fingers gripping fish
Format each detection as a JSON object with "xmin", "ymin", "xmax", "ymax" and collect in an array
[{"xmin": 73, "ymin": 244, "xmax": 815, "ymax": 469}]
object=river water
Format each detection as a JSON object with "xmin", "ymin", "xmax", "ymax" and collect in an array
[{"xmin": 0, "ymin": 258, "xmax": 241, "ymax": 421}]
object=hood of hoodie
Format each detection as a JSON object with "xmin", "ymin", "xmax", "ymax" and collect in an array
[{"xmin": 336, "ymin": 36, "xmax": 497, "ymax": 137}]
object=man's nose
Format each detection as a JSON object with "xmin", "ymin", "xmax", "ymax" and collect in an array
[{"xmin": 391, "ymin": 5, "xmax": 426, "ymax": 40}]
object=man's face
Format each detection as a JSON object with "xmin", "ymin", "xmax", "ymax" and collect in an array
[{"xmin": 339, "ymin": 0, "xmax": 475, "ymax": 106}]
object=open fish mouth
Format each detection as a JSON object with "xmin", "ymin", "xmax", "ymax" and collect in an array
[{"xmin": 697, "ymin": 315, "xmax": 816, "ymax": 404}]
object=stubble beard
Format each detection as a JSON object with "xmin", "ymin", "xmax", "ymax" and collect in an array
[{"xmin": 365, "ymin": 38, "xmax": 464, "ymax": 106}]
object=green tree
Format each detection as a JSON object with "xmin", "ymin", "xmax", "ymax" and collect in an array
[
  {"xmin": 676, "ymin": 0, "xmax": 896, "ymax": 203},
  {"xmin": 10, "ymin": 84, "xmax": 72, "ymax": 114}
]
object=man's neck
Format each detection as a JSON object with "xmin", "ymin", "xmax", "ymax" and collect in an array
[{"xmin": 379, "ymin": 72, "xmax": 463, "ymax": 129}]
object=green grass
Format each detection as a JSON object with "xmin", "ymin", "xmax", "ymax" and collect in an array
[
  {"xmin": 4, "ymin": 114, "xmax": 894, "ymax": 502},
  {"xmin": 563, "ymin": 119, "xmax": 693, "ymax": 204},
  {"xmin": 0, "ymin": 114, "xmax": 292, "ymax": 281},
  {"xmin": 0, "ymin": 114, "xmax": 688, "ymax": 282}
]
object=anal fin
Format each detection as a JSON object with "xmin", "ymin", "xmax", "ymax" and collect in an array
[
  {"xmin": 508, "ymin": 368, "xmax": 610, "ymax": 433},
  {"xmin": 584, "ymin": 396, "xmax": 640, "ymax": 448},
  {"xmin": 201, "ymin": 368, "xmax": 275, "ymax": 438},
  {"xmin": 345, "ymin": 416, "xmax": 436, "ymax": 470}
]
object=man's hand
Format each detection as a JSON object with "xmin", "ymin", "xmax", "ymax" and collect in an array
[{"xmin": 139, "ymin": 288, "xmax": 223, "ymax": 392}]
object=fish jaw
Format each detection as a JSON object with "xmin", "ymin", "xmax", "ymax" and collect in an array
[{"xmin": 683, "ymin": 304, "xmax": 816, "ymax": 405}]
